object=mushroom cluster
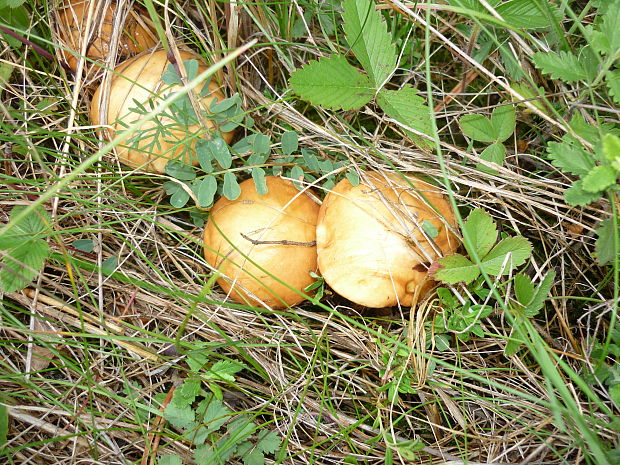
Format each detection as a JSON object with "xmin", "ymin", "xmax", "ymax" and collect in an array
[{"xmin": 203, "ymin": 171, "xmax": 459, "ymax": 309}]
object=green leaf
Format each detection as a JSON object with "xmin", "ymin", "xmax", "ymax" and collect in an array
[
  {"xmin": 547, "ymin": 141, "xmax": 595, "ymax": 176},
  {"xmin": 289, "ymin": 55, "xmax": 375, "ymax": 110},
  {"xmin": 490, "ymin": 104, "xmax": 516, "ymax": 142},
  {"xmin": 603, "ymin": 133, "xmax": 620, "ymax": 171},
  {"xmin": 459, "ymin": 113, "xmax": 497, "ymax": 143},
  {"xmin": 0, "ymin": 240, "xmax": 49, "ymax": 292},
  {"xmin": 346, "ymin": 169, "xmax": 360, "ymax": 187},
  {"xmin": 0, "ymin": 403, "xmax": 7, "ymax": 451},
  {"xmin": 253, "ymin": 134, "xmax": 271, "ymax": 155},
  {"xmin": 101, "ymin": 256, "xmax": 118, "ymax": 275},
  {"xmin": 207, "ymin": 137, "xmax": 232, "ymax": 170},
  {"xmin": 222, "ymin": 172, "xmax": 241, "ymax": 200},
  {"xmin": 504, "ymin": 322, "xmax": 526, "ymax": 357},
  {"xmin": 376, "ymin": 86, "xmax": 434, "ymax": 149},
  {"xmin": 531, "ymin": 51, "xmax": 588, "ymax": 83},
  {"xmin": 589, "ymin": 1, "xmax": 620, "ymax": 55},
  {"xmin": 435, "ymin": 254, "xmax": 481, "ymax": 284},
  {"xmin": 170, "ymin": 185, "xmax": 190, "ymax": 208},
  {"xmin": 195, "ymin": 176, "xmax": 218, "ymax": 208},
  {"xmin": 158, "ymin": 454, "xmax": 183, "ymax": 465},
  {"xmin": 496, "ymin": 0, "xmax": 558, "ymax": 29},
  {"xmin": 422, "ymin": 220, "xmax": 438, "ymax": 239},
  {"xmin": 161, "ymin": 64, "xmax": 182, "ymax": 85},
  {"xmin": 251, "ymin": 168, "xmax": 268, "ymax": 195},
  {"xmin": 256, "ymin": 430, "xmax": 281, "ymax": 454},
  {"xmin": 342, "ymin": 0, "xmax": 397, "ymax": 86},
  {"xmin": 281, "ymin": 131, "xmax": 298, "ymax": 155},
  {"xmin": 302, "ymin": 149, "xmax": 320, "ymax": 172},
  {"xmin": 607, "ymin": 70, "xmax": 620, "ymax": 106},
  {"xmin": 514, "ymin": 273, "xmax": 535, "ymax": 307},
  {"xmin": 164, "ymin": 402, "xmax": 195, "ymax": 429},
  {"xmin": 72, "ymin": 239, "xmax": 94, "ymax": 253},
  {"xmin": 595, "ymin": 218, "xmax": 618, "ymax": 266},
  {"xmin": 0, "ymin": 0, "xmax": 26, "ymax": 9},
  {"xmin": 173, "ymin": 379, "xmax": 201, "ymax": 407},
  {"xmin": 205, "ymin": 360, "xmax": 245, "ymax": 382},
  {"xmin": 197, "ymin": 396, "xmax": 230, "ymax": 433},
  {"xmin": 523, "ymin": 270, "xmax": 556, "ymax": 317},
  {"xmin": 564, "ymin": 180, "xmax": 602, "ymax": 206},
  {"xmin": 165, "ymin": 160, "xmax": 196, "ymax": 181},
  {"xmin": 481, "ymin": 237, "xmax": 532, "ymax": 276},
  {"xmin": 462, "ymin": 209, "xmax": 498, "ymax": 258},
  {"xmin": 243, "ymin": 449, "xmax": 265, "ymax": 465},
  {"xmin": 581, "ymin": 165, "xmax": 618, "ymax": 193},
  {"xmin": 477, "ymin": 142, "xmax": 506, "ymax": 174}
]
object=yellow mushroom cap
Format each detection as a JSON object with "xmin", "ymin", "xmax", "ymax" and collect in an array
[
  {"xmin": 316, "ymin": 171, "xmax": 459, "ymax": 308},
  {"xmin": 57, "ymin": 0, "xmax": 157, "ymax": 71},
  {"xmin": 203, "ymin": 177, "xmax": 320, "ymax": 308},
  {"xmin": 90, "ymin": 48, "xmax": 235, "ymax": 173}
]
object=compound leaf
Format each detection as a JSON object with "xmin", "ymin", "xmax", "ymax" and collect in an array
[
  {"xmin": 223, "ymin": 172, "xmax": 241, "ymax": 200},
  {"xmin": 462, "ymin": 209, "xmax": 498, "ymax": 258},
  {"xmin": 581, "ymin": 165, "xmax": 618, "ymax": 193},
  {"xmin": 547, "ymin": 141, "xmax": 594, "ymax": 176},
  {"xmin": 290, "ymin": 55, "xmax": 374, "ymax": 110},
  {"xmin": 459, "ymin": 113, "xmax": 497, "ymax": 143},
  {"xmin": 490, "ymin": 104, "xmax": 516, "ymax": 142},
  {"xmin": 595, "ymin": 218, "xmax": 618, "ymax": 266},
  {"xmin": 0, "ymin": 240, "xmax": 49, "ymax": 292},
  {"xmin": 564, "ymin": 180, "xmax": 602, "ymax": 206}
]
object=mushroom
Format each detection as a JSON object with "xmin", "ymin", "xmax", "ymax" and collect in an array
[
  {"xmin": 316, "ymin": 171, "xmax": 459, "ymax": 308},
  {"xmin": 203, "ymin": 176, "xmax": 320, "ymax": 308},
  {"xmin": 56, "ymin": 0, "xmax": 157, "ymax": 72},
  {"xmin": 90, "ymin": 48, "xmax": 235, "ymax": 173}
]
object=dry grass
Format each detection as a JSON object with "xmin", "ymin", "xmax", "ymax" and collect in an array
[{"xmin": 1, "ymin": 1, "xmax": 617, "ymax": 464}]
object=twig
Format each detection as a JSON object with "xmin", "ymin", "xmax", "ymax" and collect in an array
[{"xmin": 240, "ymin": 232, "xmax": 316, "ymax": 247}]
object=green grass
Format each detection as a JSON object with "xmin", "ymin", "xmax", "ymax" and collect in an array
[{"xmin": 1, "ymin": 0, "xmax": 619, "ymax": 464}]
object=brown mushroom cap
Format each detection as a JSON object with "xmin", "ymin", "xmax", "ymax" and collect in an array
[
  {"xmin": 90, "ymin": 48, "xmax": 235, "ymax": 173},
  {"xmin": 316, "ymin": 171, "xmax": 459, "ymax": 308},
  {"xmin": 57, "ymin": 0, "xmax": 157, "ymax": 71},
  {"xmin": 203, "ymin": 177, "xmax": 320, "ymax": 308}
]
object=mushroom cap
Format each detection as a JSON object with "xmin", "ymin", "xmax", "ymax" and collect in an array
[
  {"xmin": 90, "ymin": 48, "xmax": 235, "ymax": 173},
  {"xmin": 203, "ymin": 177, "xmax": 320, "ymax": 308},
  {"xmin": 57, "ymin": 0, "xmax": 157, "ymax": 71},
  {"xmin": 316, "ymin": 171, "xmax": 459, "ymax": 308}
]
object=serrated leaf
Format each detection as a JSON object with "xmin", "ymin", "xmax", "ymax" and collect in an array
[
  {"xmin": 256, "ymin": 430, "xmax": 281, "ymax": 454},
  {"xmin": 581, "ymin": 165, "xmax": 618, "ymax": 193},
  {"xmin": 198, "ymin": 396, "xmax": 230, "ymax": 433},
  {"xmin": 531, "ymin": 51, "xmax": 588, "ymax": 83},
  {"xmin": 496, "ymin": 0, "xmax": 559, "ymax": 29},
  {"xmin": 290, "ymin": 56, "xmax": 374, "ymax": 110},
  {"xmin": 523, "ymin": 270, "xmax": 555, "ymax": 317},
  {"xmin": 376, "ymin": 86, "xmax": 434, "ymax": 149},
  {"xmin": 589, "ymin": 1, "xmax": 620, "ymax": 55},
  {"xmin": 547, "ymin": 141, "xmax": 595, "ymax": 176},
  {"xmin": 173, "ymin": 379, "xmax": 201, "ymax": 407},
  {"xmin": 481, "ymin": 237, "xmax": 532, "ymax": 276},
  {"xmin": 164, "ymin": 402, "xmax": 195, "ymax": 429},
  {"xmin": 459, "ymin": 113, "xmax": 497, "ymax": 143},
  {"xmin": 195, "ymin": 175, "xmax": 218, "ymax": 208},
  {"xmin": 205, "ymin": 360, "xmax": 245, "ymax": 382},
  {"xmin": 435, "ymin": 254, "xmax": 481, "ymax": 284},
  {"xmin": 222, "ymin": 172, "xmax": 241, "ymax": 200},
  {"xmin": 514, "ymin": 273, "xmax": 535, "ymax": 307},
  {"xmin": 463, "ymin": 209, "xmax": 498, "ymax": 258},
  {"xmin": 603, "ymin": 133, "xmax": 620, "ymax": 170},
  {"xmin": 281, "ymin": 131, "xmax": 298, "ymax": 155},
  {"xmin": 564, "ymin": 180, "xmax": 603, "ymax": 206},
  {"xmin": 342, "ymin": 0, "xmax": 397, "ymax": 86},
  {"xmin": 477, "ymin": 142, "xmax": 506, "ymax": 174},
  {"xmin": 0, "ymin": 240, "xmax": 49, "ymax": 292},
  {"xmin": 607, "ymin": 70, "xmax": 620, "ymax": 106},
  {"xmin": 243, "ymin": 449, "xmax": 265, "ymax": 465},
  {"xmin": 490, "ymin": 104, "xmax": 516, "ymax": 142},
  {"xmin": 166, "ymin": 160, "xmax": 196, "ymax": 181},
  {"xmin": 252, "ymin": 168, "xmax": 268, "ymax": 195},
  {"xmin": 595, "ymin": 218, "xmax": 618, "ymax": 266}
]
